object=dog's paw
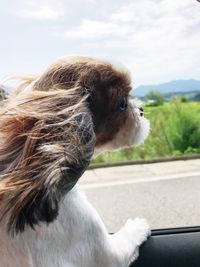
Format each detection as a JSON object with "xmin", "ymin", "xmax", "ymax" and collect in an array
[{"xmin": 124, "ymin": 218, "xmax": 151, "ymax": 246}]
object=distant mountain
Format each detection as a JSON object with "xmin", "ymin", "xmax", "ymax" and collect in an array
[
  {"xmin": 133, "ymin": 79, "xmax": 200, "ymax": 97},
  {"xmin": 2, "ymin": 79, "xmax": 200, "ymax": 99}
]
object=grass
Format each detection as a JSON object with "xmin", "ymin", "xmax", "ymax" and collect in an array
[{"xmin": 93, "ymin": 101, "xmax": 200, "ymax": 164}]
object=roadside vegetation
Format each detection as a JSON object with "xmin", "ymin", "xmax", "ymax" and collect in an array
[
  {"xmin": 0, "ymin": 88, "xmax": 6, "ymax": 101},
  {"xmin": 0, "ymin": 89, "xmax": 199, "ymax": 164},
  {"xmin": 93, "ymin": 98, "xmax": 200, "ymax": 164}
]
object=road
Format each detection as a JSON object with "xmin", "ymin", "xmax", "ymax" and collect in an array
[{"xmin": 79, "ymin": 159, "xmax": 200, "ymax": 232}]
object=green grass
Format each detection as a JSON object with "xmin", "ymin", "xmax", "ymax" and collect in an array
[{"xmin": 93, "ymin": 101, "xmax": 200, "ymax": 164}]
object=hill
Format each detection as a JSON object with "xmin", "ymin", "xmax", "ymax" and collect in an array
[{"xmin": 133, "ymin": 79, "xmax": 200, "ymax": 97}]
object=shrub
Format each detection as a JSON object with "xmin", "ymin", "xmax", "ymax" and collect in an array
[
  {"xmin": 93, "ymin": 102, "xmax": 200, "ymax": 164},
  {"xmin": 145, "ymin": 90, "xmax": 164, "ymax": 106},
  {"xmin": 166, "ymin": 102, "xmax": 200, "ymax": 153},
  {"xmin": 0, "ymin": 88, "xmax": 6, "ymax": 101}
]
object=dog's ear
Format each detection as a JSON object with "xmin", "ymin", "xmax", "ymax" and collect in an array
[{"xmin": 0, "ymin": 95, "xmax": 95, "ymax": 234}]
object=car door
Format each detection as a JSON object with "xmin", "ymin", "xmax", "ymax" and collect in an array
[{"xmin": 132, "ymin": 227, "xmax": 200, "ymax": 267}]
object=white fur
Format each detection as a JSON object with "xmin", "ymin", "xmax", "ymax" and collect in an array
[
  {"xmin": 0, "ymin": 93, "xmax": 151, "ymax": 266},
  {"xmin": 132, "ymin": 116, "xmax": 150, "ymax": 146},
  {"xmin": 0, "ymin": 188, "xmax": 150, "ymax": 267}
]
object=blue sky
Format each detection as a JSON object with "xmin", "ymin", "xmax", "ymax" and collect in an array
[{"xmin": 1, "ymin": 0, "xmax": 200, "ymax": 87}]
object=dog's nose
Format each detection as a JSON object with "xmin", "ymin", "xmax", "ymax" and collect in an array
[{"xmin": 139, "ymin": 107, "xmax": 144, "ymax": 117}]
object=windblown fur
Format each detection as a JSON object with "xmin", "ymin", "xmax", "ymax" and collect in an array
[{"xmin": 0, "ymin": 56, "xmax": 150, "ymax": 267}]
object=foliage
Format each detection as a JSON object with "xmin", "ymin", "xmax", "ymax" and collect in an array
[
  {"xmin": 93, "ymin": 102, "xmax": 200, "ymax": 164},
  {"xmin": 193, "ymin": 92, "xmax": 200, "ymax": 101},
  {"xmin": 180, "ymin": 96, "xmax": 188, "ymax": 103},
  {"xmin": 171, "ymin": 95, "xmax": 188, "ymax": 103},
  {"xmin": 145, "ymin": 90, "xmax": 164, "ymax": 106},
  {"xmin": 0, "ymin": 88, "xmax": 6, "ymax": 101},
  {"xmin": 166, "ymin": 100, "xmax": 200, "ymax": 153}
]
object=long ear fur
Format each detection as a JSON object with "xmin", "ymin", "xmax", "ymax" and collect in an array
[{"xmin": 0, "ymin": 81, "xmax": 95, "ymax": 234}]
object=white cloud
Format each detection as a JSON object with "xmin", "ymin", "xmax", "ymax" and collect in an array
[
  {"xmin": 63, "ymin": 19, "xmax": 130, "ymax": 39},
  {"xmin": 15, "ymin": 0, "xmax": 65, "ymax": 20},
  {"xmin": 2, "ymin": 0, "xmax": 200, "ymax": 86},
  {"xmin": 57, "ymin": 0, "xmax": 200, "ymax": 86},
  {"xmin": 18, "ymin": 7, "xmax": 64, "ymax": 20},
  {"xmin": 19, "ymin": 7, "xmax": 64, "ymax": 20}
]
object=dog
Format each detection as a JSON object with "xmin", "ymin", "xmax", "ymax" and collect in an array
[{"xmin": 0, "ymin": 56, "xmax": 150, "ymax": 267}]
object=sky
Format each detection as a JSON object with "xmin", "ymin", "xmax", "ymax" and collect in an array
[{"xmin": 0, "ymin": 0, "xmax": 200, "ymax": 87}]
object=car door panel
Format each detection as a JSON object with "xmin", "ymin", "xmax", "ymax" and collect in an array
[{"xmin": 132, "ymin": 227, "xmax": 200, "ymax": 267}]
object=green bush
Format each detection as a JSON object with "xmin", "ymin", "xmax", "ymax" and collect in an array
[
  {"xmin": 145, "ymin": 90, "xmax": 164, "ymax": 106},
  {"xmin": 0, "ymin": 88, "xmax": 6, "ymax": 101},
  {"xmin": 166, "ymin": 101, "xmax": 200, "ymax": 153},
  {"xmin": 93, "ymin": 102, "xmax": 200, "ymax": 164}
]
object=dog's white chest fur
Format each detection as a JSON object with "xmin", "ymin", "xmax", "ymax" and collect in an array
[{"xmin": 0, "ymin": 187, "xmax": 149, "ymax": 267}]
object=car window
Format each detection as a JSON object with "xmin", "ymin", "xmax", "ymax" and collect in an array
[{"xmin": 0, "ymin": 0, "xmax": 200, "ymax": 233}]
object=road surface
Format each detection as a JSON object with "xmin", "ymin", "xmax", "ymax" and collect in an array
[{"xmin": 79, "ymin": 159, "xmax": 200, "ymax": 232}]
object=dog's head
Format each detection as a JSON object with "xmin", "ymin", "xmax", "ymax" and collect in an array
[{"xmin": 0, "ymin": 56, "xmax": 150, "ymax": 234}]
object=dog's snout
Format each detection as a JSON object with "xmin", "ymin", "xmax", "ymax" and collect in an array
[{"xmin": 139, "ymin": 107, "xmax": 144, "ymax": 117}]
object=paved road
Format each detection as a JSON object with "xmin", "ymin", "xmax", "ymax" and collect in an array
[{"xmin": 79, "ymin": 159, "xmax": 200, "ymax": 232}]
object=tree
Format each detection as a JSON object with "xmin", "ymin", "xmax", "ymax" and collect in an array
[
  {"xmin": 193, "ymin": 92, "xmax": 200, "ymax": 101},
  {"xmin": 0, "ymin": 87, "xmax": 6, "ymax": 101},
  {"xmin": 145, "ymin": 90, "xmax": 164, "ymax": 106},
  {"xmin": 170, "ymin": 95, "xmax": 189, "ymax": 103}
]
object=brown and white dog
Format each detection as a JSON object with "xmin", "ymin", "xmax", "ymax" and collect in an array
[{"xmin": 0, "ymin": 56, "xmax": 150, "ymax": 267}]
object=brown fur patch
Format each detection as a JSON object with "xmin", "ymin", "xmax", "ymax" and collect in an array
[{"xmin": 0, "ymin": 56, "xmax": 132, "ymax": 233}]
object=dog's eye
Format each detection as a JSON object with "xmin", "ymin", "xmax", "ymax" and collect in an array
[{"xmin": 117, "ymin": 98, "xmax": 128, "ymax": 112}]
